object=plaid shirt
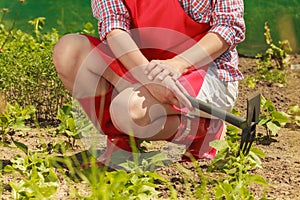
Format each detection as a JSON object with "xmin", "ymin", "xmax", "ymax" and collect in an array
[{"xmin": 91, "ymin": 0, "xmax": 245, "ymax": 81}]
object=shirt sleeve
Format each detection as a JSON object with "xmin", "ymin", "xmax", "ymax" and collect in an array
[
  {"xmin": 209, "ymin": 0, "xmax": 246, "ymax": 48},
  {"xmin": 91, "ymin": 0, "xmax": 131, "ymax": 41}
]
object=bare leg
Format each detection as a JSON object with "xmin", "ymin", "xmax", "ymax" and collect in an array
[
  {"xmin": 52, "ymin": 34, "xmax": 219, "ymax": 163},
  {"xmin": 53, "ymin": 34, "xmax": 130, "ymax": 98},
  {"xmin": 52, "ymin": 33, "xmax": 200, "ymax": 143},
  {"xmin": 110, "ymin": 85, "xmax": 225, "ymax": 161},
  {"xmin": 110, "ymin": 85, "xmax": 183, "ymax": 140}
]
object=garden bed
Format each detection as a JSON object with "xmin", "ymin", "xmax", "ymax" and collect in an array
[{"xmin": 1, "ymin": 55, "xmax": 299, "ymax": 199}]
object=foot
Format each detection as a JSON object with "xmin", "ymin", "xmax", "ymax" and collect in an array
[{"xmin": 81, "ymin": 135, "xmax": 140, "ymax": 170}]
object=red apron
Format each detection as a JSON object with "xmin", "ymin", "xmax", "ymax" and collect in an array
[{"xmin": 80, "ymin": 0, "xmax": 211, "ymax": 135}]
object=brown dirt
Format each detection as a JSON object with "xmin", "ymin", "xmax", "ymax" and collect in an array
[
  {"xmin": 237, "ymin": 55, "xmax": 300, "ymax": 200},
  {"xmin": 154, "ymin": 55, "xmax": 300, "ymax": 200},
  {"xmin": 1, "ymin": 55, "xmax": 300, "ymax": 199}
]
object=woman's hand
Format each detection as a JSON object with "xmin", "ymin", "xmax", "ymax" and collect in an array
[
  {"xmin": 144, "ymin": 76, "xmax": 193, "ymax": 110},
  {"xmin": 143, "ymin": 60, "xmax": 193, "ymax": 111},
  {"xmin": 144, "ymin": 59, "xmax": 189, "ymax": 81}
]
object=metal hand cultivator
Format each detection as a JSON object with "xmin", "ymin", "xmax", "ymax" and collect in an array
[{"xmin": 186, "ymin": 92, "xmax": 260, "ymax": 155}]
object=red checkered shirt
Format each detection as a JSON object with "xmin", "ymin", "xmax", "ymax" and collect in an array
[{"xmin": 91, "ymin": 0, "xmax": 246, "ymax": 82}]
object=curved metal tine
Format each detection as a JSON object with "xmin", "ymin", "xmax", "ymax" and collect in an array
[
  {"xmin": 238, "ymin": 127, "xmax": 250, "ymax": 156},
  {"xmin": 243, "ymin": 128, "xmax": 256, "ymax": 155},
  {"xmin": 239, "ymin": 93, "xmax": 260, "ymax": 155}
]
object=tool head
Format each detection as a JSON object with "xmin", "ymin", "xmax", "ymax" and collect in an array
[{"xmin": 239, "ymin": 92, "xmax": 260, "ymax": 155}]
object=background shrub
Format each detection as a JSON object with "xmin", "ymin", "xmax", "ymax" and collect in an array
[{"xmin": 0, "ymin": 22, "xmax": 71, "ymax": 120}]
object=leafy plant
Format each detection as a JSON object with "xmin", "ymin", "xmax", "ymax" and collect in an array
[
  {"xmin": 245, "ymin": 22, "xmax": 292, "ymax": 88},
  {"xmin": 0, "ymin": 0, "xmax": 25, "ymax": 50},
  {"xmin": 0, "ymin": 17, "xmax": 71, "ymax": 120},
  {"xmin": 55, "ymin": 103, "xmax": 95, "ymax": 147},
  {"xmin": 118, "ymin": 151, "xmax": 171, "ymax": 172},
  {"xmin": 255, "ymin": 22, "xmax": 292, "ymax": 84},
  {"xmin": 4, "ymin": 140, "xmax": 59, "ymax": 199},
  {"xmin": 50, "ymin": 147, "xmax": 170, "ymax": 200},
  {"xmin": 258, "ymin": 95, "xmax": 290, "ymax": 137},
  {"xmin": 208, "ymin": 129, "xmax": 269, "ymax": 200},
  {"xmin": 81, "ymin": 168, "xmax": 164, "ymax": 200},
  {"xmin": 28, "ymin": 17, "xmax": 46, "ymax": 41},
  {"xmin": 0, "ymin": 102, "xmax": 36, "ymax": 138},
  {"xmin": 80, "ymin": 22, "xmax": 96, "ymax": 35},
  {"xmin": 259, "ymin": 22, "xmax": 292, "ymax": 70}
]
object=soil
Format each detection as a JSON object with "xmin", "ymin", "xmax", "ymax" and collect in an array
[{"xmin": 1, "ymin": 55, "xmax": 300, "ymax": 199}]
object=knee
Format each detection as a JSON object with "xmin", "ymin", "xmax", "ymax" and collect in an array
[
  {"xmin": 52, "ymin": 34, "xmax": 89, "ymax": 78},
  {"xmin": 109, "ymin": 88, "xmax": 149, "ymax": 133}
]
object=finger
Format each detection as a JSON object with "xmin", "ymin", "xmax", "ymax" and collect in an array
[
  {"xmin": 144, "ymin": 60, "xmax": 160, "ymax": 75},
  {"xmin": 163, "ymin": 77, "xmax": 192, "ymax": 110},
  {"xmin": 175, "ymin": 80, "xmax": 188, "ymax": 94},
  {"xmin": 147, "ymin": 66, "xmax": 164, "ymax": 80},
  {"xmin": 157, "ymin": 68, "xmax": 171, "ymax": 80},
  {"xmin": 176, "ymin": 91, "xmax": 193, "ymax": 110},
  {"xmin": 175, "ymin": 80, "xmax": 194, "ymax": 111},
  {"xmin": 148, "ymin": 65, "xmax": 164, "ymax": 80},
  {"xmin": 165, "ymin": 67, "xmax": 181, "ymax": 80},
  {"xmin": 164, "ymin": 89, "xmax": 181, "ymax": 107},
  {"xmin": 170, "ymin": 71, "xmax": 181, "ymax": 80},
  {"xmin": 170, "ymin": 97, "xmax": 180, "ymax": 108},
  {"xmin": 172, "ymin": 80, "xmax": 193, "ymax": 110}
]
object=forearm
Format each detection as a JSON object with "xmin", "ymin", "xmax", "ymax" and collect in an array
[
  {"xmin": 106, "ymin": 29, "xmax": 149, "ymax": 82},
  {"xmin": 172, "ymin": 32, "xmax": 229, "ymax": 73}
]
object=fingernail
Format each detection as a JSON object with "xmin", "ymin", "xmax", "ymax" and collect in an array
[{"xmin": 148, "ymin": 75, "xmax": 153, "ymax": 80}]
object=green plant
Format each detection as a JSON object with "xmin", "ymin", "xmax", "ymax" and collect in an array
[
  {"xmin": 245, "ymin": 22, "xmax": 292, "ymax": 88},
  {"xmin": 172, "ymin": 122, "xmax": 269, "ymax": 200},
  {"xmin": 259, "ymin": 22, "xmax": 292, "ymax": 70},
  {"xmin": 172, "ymin": 161, "xmax": 212, "ymax": 200},
  {"xmin": 4, "ymin": 140, "xmax": 59, "ymax": 199},
  {"xmin": 80, "ymin": 22, "xmax": 96, "ymax": 35},
  {"xmin": 208, "ymin": 128, "xmax": 269, "ymax": 200},
  {"xmin": 0, "ymin": 17, "xmax": 70, "ymax": 120},
  {"xmin": 28, "ymin": 17, "xmax": 46, "ymax": 41},
  {"xmin": 82, "ymin": 168, "xmax": 164, "ymax": 200},
  {"xmin": 255, "ymin": 22, "xmax": 292, "ymax": 84},
  {"xmin": 118, "ymin": 151, "xmax": 171, "ymax": 173},
  {"xmin": 258, "ymin": 95, "xmax": 290, "ymax": 137},
  {"xmin": 55, "ymin": 103, "xmax": 95, "ymax": 147},
  {"xmin": 0, "ymin": 102, "xmax": 36, "ymax": 138},
  {"xmin": 50, "ymin": 147, "xmax": 171, "ymax": 199},
  {"xmin": 0, "ymin": 0, "xmax": 25, "ymax": 50}
]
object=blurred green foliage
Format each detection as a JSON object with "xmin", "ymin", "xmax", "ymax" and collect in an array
[{"xmin": 1, "ymin": 0, "xmax": 299, "ymax": 56}]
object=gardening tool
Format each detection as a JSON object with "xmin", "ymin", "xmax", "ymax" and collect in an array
[{"xmin": 185, "ymin": 92, "xmax": 260, "ymax": 155}]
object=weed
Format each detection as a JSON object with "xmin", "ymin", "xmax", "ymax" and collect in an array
[
  {"xmin": 245, "ymin": 22, "xmax": 292, "ymax": 88},
  {"xmin": 208, "ymin": 127, "xmax": 269, "ymax": 200},
  {"xmin": 54, "ymin": 103, "xmax": 95, "ymax": 148},
  {"xmin": 0, "ymin": 102, "xmax": 36, "ymax": 140},
  {"xmin": 258, "ymin": 95, "xmax": 290, "ymax": 137},
  {"xmin": 4, "ymin": 140, "xmax": 59, "ymax": 199}
]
